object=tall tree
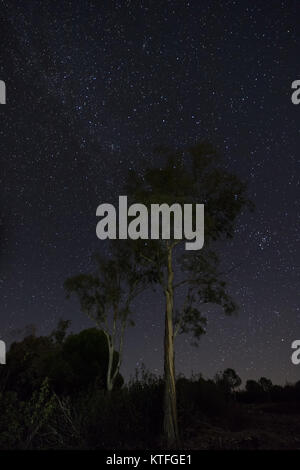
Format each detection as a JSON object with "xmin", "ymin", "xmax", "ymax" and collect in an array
[
  {"xmin": 126, "ymin": 142, "xmax": 253, "ymax": 447},
  {"xmin": 64, "ymin": 241, "xmax": 147, "ymax": 392}
]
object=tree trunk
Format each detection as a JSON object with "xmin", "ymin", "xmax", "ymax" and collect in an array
[
  {"xmin": 163, "ymin": 246, "xmax": 179, "ymax": 448},
  {"xmin": 106, "ymin": 339, "xmax": 114, "ymax": 392}
]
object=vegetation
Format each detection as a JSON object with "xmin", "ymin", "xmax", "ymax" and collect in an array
[
  {"xmin": 0, "ymin": 327, "xmax": 299, "ymax": 450},
  {"xmin": 57, "ymin": 141, "xmax": 254, "ymax": 447},
  {"xmin": 3, "ymin": 144, "xmax": 296, "ymax": 450},
  {"xmin": 64, "ymin": 242, "xmax": 148, "ymax": 392},
  {"xmin": 124, "ymin": 142, "xmax": 253, "ymax": 446}
]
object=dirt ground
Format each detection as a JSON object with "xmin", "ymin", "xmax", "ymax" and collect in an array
[{"xmin": 185, "ymin": 402, "xmax": 300, "ymax": 450}]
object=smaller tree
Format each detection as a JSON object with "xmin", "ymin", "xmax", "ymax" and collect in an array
[
  {"xmin": 258, "ymin": 377, "xmax": 273, "ymax": 393},
  {"xmin": 50, "ymin": 319, "xmax": 71, "ymax": 345},
  {"xmin": 245, "ymin": 379, "xmax": 261, "ymax": 394},
  {"xmin": 61, "ymin": 328, "xmax": 123, "ymax": 392},
  {"xmin": 245, "ymin": 379, "xmax": 264, "ymax": 402},
  {"xmin": 64, "ymin": 241, "xmax": 147, "ymax": 391},
  {"xmin": 215, "ymin": 368, "xmax": 242, "ymax": 396}
]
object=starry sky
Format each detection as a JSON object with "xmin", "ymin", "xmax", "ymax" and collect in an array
[{"xmin": 0, "ymin": 0, "xmax": 299, "ymax": 385}]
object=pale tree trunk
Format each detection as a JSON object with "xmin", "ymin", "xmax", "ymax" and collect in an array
[
  {"xmin": 106, "ymin": 337, "xmax": 114, "ymax": 392},
  {"xmin": 163, "ymin": 246, "xmax": 179, "ymax": 447},
  {"xmin": 110, "ymin": 319, "xmax": 126, "ymax": 390},
  {"xmin": 106, "ymin": 305, "xmax": 118, "ymax": 392},
  {"xmin": 105, "ymin": 316, "xmax": 126, "ymax": 392}
]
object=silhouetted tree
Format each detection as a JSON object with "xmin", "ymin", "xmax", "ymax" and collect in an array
[
  {"xmin": 216, "ymin": 368, "xmax": 242, "ymax": 395},
  {"xmin": 245, "ymin": 379, "xmax": 263, "ymax": 401},
  {"xmin": 61, "ymin": 328, "xmax": 123, "ymax": 392},
  {"xmin": 2, "ymin": 333, "xmax": 56, "ymax": 399},
  {"xmin": 50, "ymin": 319, "xmax": 71, "ymax": 345},
  {"xmin": 258, "ymin": 377, "xmax": 273, "ymax": 393},
  {"xmin": 64, "ymin": 242, "xmax": 147, "ymax": 391},
  {"xmin": 126, "ymin": 142, "xmax": 252, "ymax": 446},
  {"xmin": 0, "ymin": 323, "xmax": 123, "ymax": 398}
]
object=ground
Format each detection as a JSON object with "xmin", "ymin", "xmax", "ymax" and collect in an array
[{"xmin": 185, "ymin": 402, "xmax": 300, "ymax": 450}]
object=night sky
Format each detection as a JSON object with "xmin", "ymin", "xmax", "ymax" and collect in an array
[{"xmin": 0, "ymin": 0, "xmax": 299, "ymax": 385}]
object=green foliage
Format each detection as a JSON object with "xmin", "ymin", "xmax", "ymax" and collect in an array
[
  {"xmin": 126, "ymin": 142, "xmax": 253, "ymax": 241},
  {"xmin": 2, "ymin": 333, "xmax": 57, "ymax": 399},
  {"xmin": 64, "ymin": 242, "xmax": 148, "ymax": 328},
  {"xmin": 126, "ymin": 142, "xmax": 253, "ymax": 341},
  {"xmin": 0, "ymin": 346, "xmax": 299, "ymax": 449},
  {"xmin": 0, "ymin": 324, "xmax": 123, "ymax": 398},
  {"xmin": 61, "ymin": 328, "xmax": 123, "ymax": 392},
  {"xmin": 64, "ymin": 242, "xmax": 149, "ymax": 391}
]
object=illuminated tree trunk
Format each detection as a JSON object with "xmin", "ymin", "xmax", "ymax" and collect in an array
[
  {"xmin": 106, "ymin": 337, "xmax": 114, "ymax": 392},
  {"xmin": 163, "ymin": 246, "xmax": 179, "ymax": 447},
  {"xmin": 105, "ymin": 316, "xmax": 125, "ymax": 392}
]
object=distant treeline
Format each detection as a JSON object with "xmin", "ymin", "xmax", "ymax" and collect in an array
[{"xmin": 0, "ymin": 324, "xmax": 299, "ymax": 449}]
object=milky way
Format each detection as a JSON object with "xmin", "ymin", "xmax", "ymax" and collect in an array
[{"xmin": 0, "ymin": 1, "xmax": 299, "ymax": 384}]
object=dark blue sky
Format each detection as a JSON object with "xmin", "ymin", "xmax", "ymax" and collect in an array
[{"xmin": 0, "ymin": 0, "xmax": 299, "ymax": 384}]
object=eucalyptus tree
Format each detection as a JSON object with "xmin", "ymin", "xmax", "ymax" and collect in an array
[
  {"xmin": 125, "ymin": 142, "xmax": 253, "ymax": 446},
  {"xmin": 64, "ymin": 241, "xmax": 148, "ymax": 392}
]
